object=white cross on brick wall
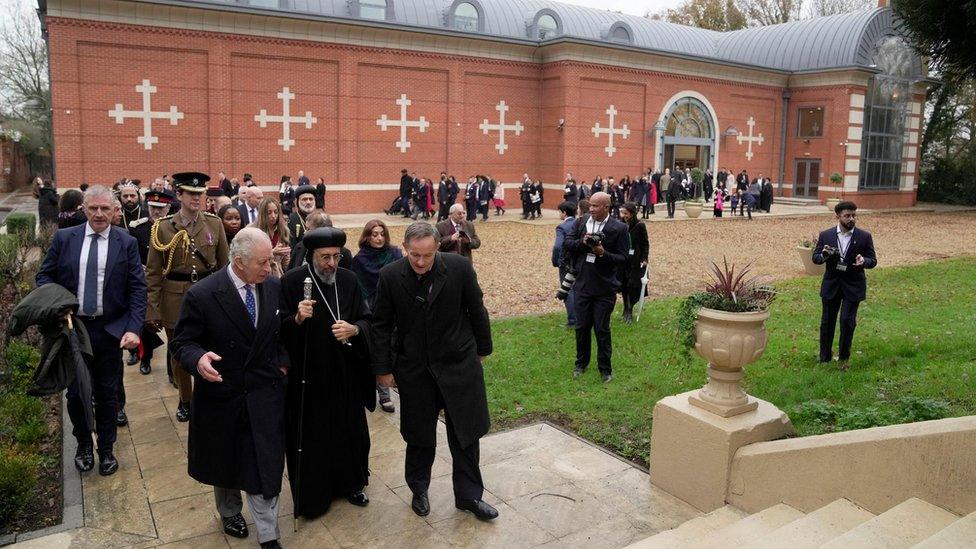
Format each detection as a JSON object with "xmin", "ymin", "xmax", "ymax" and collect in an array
[
  {"xmin": 376, "ymin": 94, "xmax": 430, "ymax": 153},
  {"xmin": 108, "ymin": 79, "xmax": 184, "ymax": 150},
  {"xmin": 592, "ymin": 105, "xmax": 630, "ymax": 157},
  {"xmin": 479, "ymin": 100, "xmax": 523, "ymax": 155},
  {"xmin": 736, "ymin": 116, "xmax": 764, "ymax": 161},
  {"xmin": 254, "ymin": 87, "xmax": 317, "ymax": 152}
]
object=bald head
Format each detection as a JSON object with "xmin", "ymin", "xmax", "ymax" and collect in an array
[{"xmin": 588, "ymin": 192, "xmax": 611, "ymax": 221}]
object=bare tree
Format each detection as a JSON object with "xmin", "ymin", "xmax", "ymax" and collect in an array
[
  {"xmin": 806, "ymin": 0, "xmax": 875, "ymax": 17},
  {"xmin": 0, "ymin": 0, "xmax": 50, "ymax": 149},
  {"xmin": 735, "ymin": 0, "xmax": 802, "ymax": 25},
  {"xmin": 663, "ymin": 0, "xmax": 748, "ymax": 31}
]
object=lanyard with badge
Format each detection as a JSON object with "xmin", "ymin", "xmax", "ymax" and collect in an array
[
  {"xmin": 585, "ymin": 217, "xmax": 607, "ymax": 264},
  {"xmin": 836, "ymin": 230, "xmax": 851, "ymax": 272}
]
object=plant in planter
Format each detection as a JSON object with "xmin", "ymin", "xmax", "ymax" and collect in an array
[
  {"xmin": 796, "ymin": 235, "xmax": 824, "ymax": 275},
  {"xmin": 684, "ymin": 167, "xmax": 705, "ymax": 218},
  {"xmin": 826, "ymin": 173, "xmax": 843, "ymax": 210},
  {"xmin": 676, "ymin": 258, "xmax": 776, "ymax": 417}
]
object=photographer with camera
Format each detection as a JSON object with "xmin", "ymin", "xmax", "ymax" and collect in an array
[
  {"xmin": 813, "ymin": 201, "xmax": 877, "ymax": 370},
  {"xmin": 436, "ymin": 203, "xmax": 481, "ymax": 260},
  {"xmin": 553, "ymin": 201, "xmax": 579, "ymax": 328},
  {"xmin": 562, "ymin": 192, "xmax": 628, "ymax": 382}
]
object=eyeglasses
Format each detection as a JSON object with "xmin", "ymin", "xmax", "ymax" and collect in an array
[{"xmin": 317, "ymin": 253, "xmax": 343, "ymax": 264}]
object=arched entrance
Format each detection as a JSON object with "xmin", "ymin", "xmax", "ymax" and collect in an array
[{"xmin": 658, "ymin": 97, "xmax": 716, "ymax": 172}]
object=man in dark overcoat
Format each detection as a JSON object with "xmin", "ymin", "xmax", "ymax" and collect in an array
[
  {"xmin": 812, "ymin": 201, "xmax": 877, "ymax": 370},
  {"xmin": 170, "ymin": 227, "xmax": 288, "ymax": 548},
  {"xmin": 370, "ymin": 222, "xmax": 498, "ymax": 521}
]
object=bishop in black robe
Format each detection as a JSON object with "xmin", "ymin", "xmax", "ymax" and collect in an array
[{"xmin": 279, "ymin": 228, "xmax": 376, "ymax": 519}]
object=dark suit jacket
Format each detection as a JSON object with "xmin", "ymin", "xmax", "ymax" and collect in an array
[
  {"xmin": 237, "ymin": 203, "xmax": 258, "ymax": 226},
  {"xmin": 370, "ymin": 253, "xmax": 491, "ymax": 447},
  {"xmin": 813, "ymin": 226, "xmax": 877, "ymax": 302},
  {"xmin": 169, "ymin": 267, "xmax": 288, "ymax": 498},
  {"xmin": 36, "ymin": 224, "xmax": 147, "ymax": 340},
  {"xmin": 435, "ymin": 219, "xmax": 481, "ymax": 259},
  {"xmin": 563, "ymin": 215, "xmax": 628, "ymax": 297}
]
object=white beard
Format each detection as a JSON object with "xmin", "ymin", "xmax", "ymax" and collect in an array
[{"xmin": 313, "ymin": 264, "xmax": 336, "ymax": 285}]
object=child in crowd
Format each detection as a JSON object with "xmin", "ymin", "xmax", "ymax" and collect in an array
[
  {"xmin": 713, "ymin": 188, "xmax": 724, "ymax": 217},
  {"xmin": 729, "ymin": 191, "xmax": 739, "ymax": 216}
]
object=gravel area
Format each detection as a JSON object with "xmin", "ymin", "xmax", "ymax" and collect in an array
[{"xmin": 358, "ymin": 210, "xmax": 976, "ymax": 318}]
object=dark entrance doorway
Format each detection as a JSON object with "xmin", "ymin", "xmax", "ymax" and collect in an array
[
  {"xmin": 794, "ymin": 159, "xmax": 820, "ymax": 197},
  {"xmin": 664, "ymin": 144, "xmax": 711, "ymax": 171}
]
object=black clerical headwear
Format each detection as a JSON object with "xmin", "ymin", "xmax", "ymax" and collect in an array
[{"xmin": 304, "ymin": 227, "xmax": 346, "ymax": 251}]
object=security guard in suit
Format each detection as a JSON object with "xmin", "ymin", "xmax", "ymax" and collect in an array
[{"xmin": 145, "ymin": 172, "xmax": 229, "ymax": 422}]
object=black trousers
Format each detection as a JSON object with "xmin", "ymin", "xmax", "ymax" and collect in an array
[
  {"xmin": 466, "ymin": 201, "xmax": 478, "ymax": 221},
  {"xmin": 438, "ymin": 203, "xmax": 450, "ymax": 222},
  {"xmin": 66, "ymin": 318, "xmax": 120, "ymax": 453},
  {"xmin": 478, "ymin": 202, "xmax": 489, "ymax": 220},
  {"xmin": 405, "ymin": 386, "xmax": 484, "ymax": 501},
  {"xmin": 666, "ymin": 197, "xmax": 676, "ymax": 217},
  {"xmin": 820, "ymin": 293, "xmax": 861, "ymax": 362},
  {"xmin": 574, "ymin": 293, "xmax": 615, "ymax": 374}
]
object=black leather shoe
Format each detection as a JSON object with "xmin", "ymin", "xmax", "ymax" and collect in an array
[
  {"xmin": 602, "ymin": 373, "xmax": 613, "ymax": 383},
  {"xmin": 74, "ymin": 443, "xmax": 94, "ymax": 472},
  {"xmin": 260, "ymin": 540, "xmax": 282, "ymax": 549},
  {"xmin": 222, "ymin": 513, "xmax": 248, "ymax": 538},
  {"xmin": 175, "ymin": 402, "xmax": 190, "ymax": 422},
  {"xmin": 411, "ymin": 492, "xmax": 430, "ymax": 517},
  {"xmin": 455, "ymin": 499, "xmax": 499, "ymax": 521},
  {"xmin": 98, "ymin": 451, "xmax": 119, "ymax": 476},
  {"xmin": 126, "ymin": 350, "xmax": 139, "ymax": 366},
  {"xmin": 116, "ymin": 409, "xmax": 128, "ymax": 427},
  {"xmin": 139, "ymin": 362, "xmax": 151, "ymax": 375},
  {"xmin": 346, "ymin": 490, "xmax": 369, "ymax": 507},
  {"xmin": 572, "ymin": 367, "xmax": 584, "ymax": 379}
]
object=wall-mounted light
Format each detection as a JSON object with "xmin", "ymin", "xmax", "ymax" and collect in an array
[
  {"xmin": 556, "ymin": 118, "xmax": 565, "ymax": 132},
  {"xmin": 653, "ymin": 120, "xmax": 666, "ymax": 132}
]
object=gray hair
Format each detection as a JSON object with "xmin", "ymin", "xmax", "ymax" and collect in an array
[
  {"xmin": 83, "ymin": 184, "xmax": 116, "ymax": 205},
  {"xmin": 305, "ymin": 210, "xmax": 332, "ymax": 230},
  {"xmin": 403, "ymin": 221, "xmax": 439, "ymax": 246},
  {"xmin": 229, "ymin": 227, "xmax": 271, "ymax": 261},
  {"xmin": 449, "ymin": 203, "xmax": 464, "ymax": 214}
]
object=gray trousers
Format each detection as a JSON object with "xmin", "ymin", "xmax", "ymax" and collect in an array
[{"xmin": 214, "ymin": 486, "xmax": 280, "ymax": 543}]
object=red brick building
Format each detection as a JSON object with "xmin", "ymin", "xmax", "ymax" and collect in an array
[{"xmin": 38, "ymin": 0, "xmax": 927, "ymax": 211}]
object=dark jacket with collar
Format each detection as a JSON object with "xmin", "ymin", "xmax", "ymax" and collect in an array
[
  {"xmin": 36, "ymin": 224, "xmax": 147, "ymax": 340},
  {"xmin": 169, "ymin": 266, "xmax": 289, "ymax": 498},
  {"xmin": 562, "ymin": 214, "xmax": 629, "ymax": 297},
  {"xmin": 813, "ymin": 226, "xmax": 877, "ymax": 302},
  {"xmin": 370, "ymin": 253, "xmax": 492, "ymax": 448}
]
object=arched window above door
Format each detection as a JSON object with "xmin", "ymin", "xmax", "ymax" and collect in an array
[{"xmin": 664, "ymin": 98, "xmax": 714, "ymax": 139}]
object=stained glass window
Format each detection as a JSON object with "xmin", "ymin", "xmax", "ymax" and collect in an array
[{"xmin": 665, "ymin": 98, "xmax": 713, "ymax": 139}]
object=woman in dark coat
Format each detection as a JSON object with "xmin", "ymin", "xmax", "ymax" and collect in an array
[
  {"xmin": 619, "ymin": 202, "xmax": 649, "ymax": 323},
  {"xmin": 37, "ymin": 180, "xmax": 60, "ymax": 227}
]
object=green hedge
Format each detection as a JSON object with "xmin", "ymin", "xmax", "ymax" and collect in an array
[
  {"xmin": 0, "ymin": 445, "xmax": 40, "ymax": 525},
  {"xmin": 3, "ymin": 213, "xmax": 36, "ymax": 239}
]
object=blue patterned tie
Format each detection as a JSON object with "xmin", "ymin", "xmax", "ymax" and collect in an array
[
  {"xmin": 244, "ymin": 284, "xmax": 256, "ymax": 326},
  {"xmin": 82, "ymin": 233, "xmax": 100, "ymax": 316}
]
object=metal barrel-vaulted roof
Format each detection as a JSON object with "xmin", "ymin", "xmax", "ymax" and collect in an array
[{"xmin": 138, "ymin": 0, "xmax": 911, "ymax": 73}]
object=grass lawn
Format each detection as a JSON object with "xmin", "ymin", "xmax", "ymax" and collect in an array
[{"xmin": 485, "ymin": 257, "xmax": 976, "ymax": 466}]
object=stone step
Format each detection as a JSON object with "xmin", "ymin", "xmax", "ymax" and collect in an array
[
  {"xmin": 687, "ymin": 503, "xmax": 805, "ymax": 549},
  {"xmin": 623, "ymin": 505, "xmax": 747, "ymax": 548},
  {"xmin": 912, "ymin": 510, "xmax": 976, "ymax": 548},
  {"xmin": 741, "ymin": 498, "xmax": 875, "ymax": 549},
  {"xmin": 775, "ymin": 197, "xmax": 821, "ymax": 206},
  {"xmin": 821, "ymin": 498, "xmax": 959, "ymax": 549}
]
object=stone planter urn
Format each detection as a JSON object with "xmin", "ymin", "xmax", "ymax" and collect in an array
[
  {"xmin": 796, "ymin": 245, "xmax": 824, "ymax": 276},
  {"xmin": 684, "ymin": 201, "xmax": 704, "ymax": 218},
  {"xmin": 826, "ymin": 197, "xmax": 840, "ymax": 211},
  {"xmin": 689, "ymin": 307, "xmax": 770, "ymax": 417}
]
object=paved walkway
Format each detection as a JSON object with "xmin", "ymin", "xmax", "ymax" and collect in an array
[{"xmin": 15, "ymin": 346, "xmax": 700, "ymax": 548}]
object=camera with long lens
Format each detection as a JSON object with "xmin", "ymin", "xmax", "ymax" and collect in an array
[
  {"xmin": 555, "ymin": 268, "xmax": 577, "ymax": 301},
  {"xmin": 584, "ymin": 231, "xmax": 605, "ymax": 248}
]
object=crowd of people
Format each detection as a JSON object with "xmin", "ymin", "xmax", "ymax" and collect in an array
[{"xmin": 26, "ymin": 163, "xmax": 857, "ymax": 549}]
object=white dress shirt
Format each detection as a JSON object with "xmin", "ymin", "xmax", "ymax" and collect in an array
[
  {"xmin": 78, "ymin": 224, "xmax": 111, "ymax": 316},
  {"xmin": 228, "ymin": 266, "xmax": 258, "ymax": 324},
  {"xmin": 836, "ymin": 225, "xmax": 853, "ymax": 261}
]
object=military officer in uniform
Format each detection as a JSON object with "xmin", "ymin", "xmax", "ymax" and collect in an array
[
  {"xmin": 129, "ymin": 189, "xmax": 175, "ymax": 376},
  {"xmin": 146, "ymin": 172, "xmax": 230, "ymax": 422}
]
